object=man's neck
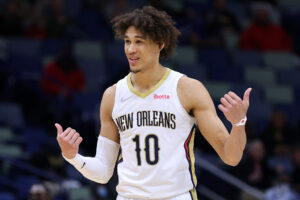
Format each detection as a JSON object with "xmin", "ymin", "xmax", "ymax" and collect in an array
[{"xmin": 130, "ymin": 64, "xmax": 166, "ymax": 93}]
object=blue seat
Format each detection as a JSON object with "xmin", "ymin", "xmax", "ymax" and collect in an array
[
  {"xmin": 22, "ymin": 127, "xmax": 50, "ymax": 154},
  {"xmin": 77, "ymin": 11, "xmax": 110, "ymax": 40},
  {"xmin": 8, "ymin": 57, "xmax": 42, "ymax": 80},
  {"xmin": 273, "ymin": 104, "xmax": 300, "ymax": 123},
  {"xmin": 0, "ymin": 193, "xmax": 16, "ymax": 200},
  {"xmin": 64, "ymin": 0, "xmax": 81, "ymax": 18},
  {"xmin": 106, "ymin": 41, "xmax": 127, "ymax": 67},
  {"xmin": 230, "ymin": 83, "xmax": 263, "ymax": 102},
  {"xmin": 247, "ymin": 100, "xmax": 272, "ymax": 122},
  {"xmin": 199, "ymin": 49, "xmax": 229, "ymax": 68},
  {"xmin": 41, "ymin": 39, "xmax": 67, "ymax": 56},
  {"xmin": 176, "ymin": 64, "xmax": 207, "ymax": 81},
  {"xmin": 232, "ymin": 50, "xmax": 262, "ymax": 67},
  {"xmin": 7, "ymin": 38, "xmax": 40, "ymax": 58},
  {"xmin": 0, "ymin": 102, "xmax": 24, "ymax": 128},
  {"xmin": 72, "ymin": 92, "xmax": 100, "ymax": 113},
  {"xmin": 278, "ymin": 70, "xmax": 300, "ymax": 87},
  {"xmin": 209, "ymin": 65, "xmax": 243, "ymax": 82},
  {"xmin": 78, "ymin": 59, "xmax": 107, "ymax": 92},
  {"xmin": 16, "ymin": 176, "xmax": 39, "ymax": 197}
]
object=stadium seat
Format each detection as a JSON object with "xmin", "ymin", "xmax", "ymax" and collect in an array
[
  {"xmin": 15, "ymin": 176, "xmax": 39, "ymax": 197},
  {"xmin": 74, "ymin": 40, "xmax": 103, "ymax": 60},
  {"xmin": 227, "ymin": 1, "xmax": 248, "ymax": 19},
  {"xmin": 0, "ymin": 144, "xmax": 23, "ymax": 158},
  {"xmin": 176, "ymin": 64, "xmax": 207, "ymax": 81},
  {"xmin": 40, "ymin": 39, "xmax": 66, "ymax": 56},
  {"xmin": 0, "ymin": 193, "xmax": 16, "ymax": 200},
  {"xmin": 0, "ymin": 127, "xmax": 14, "ymax": 142},
  {"xmin": 0, "ymin": 102, "xmax": 24, "ymax": 128},
  {"xmin": 78, "ymin": 59, "xmax": 107, "ymax": 92},
  {"xmin": 247, "ymin": 100, "xmax": 272, "ymax": 121},
  {"xmin": 244, "ymin": 68, "xmax": 276, "ymax": 86},
  {"xmin": 72, "ymin": 92, "xmax": 100, "ymax": 113},
  {"xmin": 170, "ymin": 45, "xmax": 198, "ymax": 65},
  {"xmin": 22, "ymin": 127, "xmax": 50, "ymax": 154},
  {"xmin": 230, "ymin": 83, "xmax": 264, "ymax": 102},
  {"xmin": 203, "ymin": 81, "xmax": 230, "ymax": 100},
  {"xmin": 64, "ymin": 0, "xmax": 81, "ymax": 18},
  {"xmin": 42, "ymin": 55, "xmax": 54, "ymax": 66},
  {"xmin": 68, "ymin": 186, "xmax": 92, "ymax": 200},
  {"xmin": 223, "ymin": 32, "xmax": 239, "ymax": 51},
  {"xmin": 7, "ymin": 38, "xmax": 40, "ymax": 58},
  {"xmin": 209, "ymin": 65, "xmax": 243, "ymax": 82},
  {"xmin": 0, "ymin": 37, "xmax": 7, "ymax": 60},
  {"xmin": 8, "ymin": 57, "xmax": 42, "ymax": 80},
  {"xmin": 232, "ymin": 50, "xmax": 262, "ymax": 67},
  {"xmin": 277, "ymin": 0, "xmax": 300, "ymax": 9},
  {"xmin": 77, "ymin": 11, "xmax": 110, "ymax": 40},
  {"xmin": 105, "ymin": 41, "xmax": 128, "ymax": 74},
  {"xmin": 263, "ymin": 52, "xmax": 295, "ymax": 70},
  {"xmin": 199, "ymin": 49, "xmax": 229, "ymax": 68},
  {"xmin": 163, "ymin": 0, "xmax": 184, "ymax": 12},
  {"xmin": 278, "ymin": 69, "xmax": 300, "ymax": 87},
  {"xmin": 264, "ymin": 85, "xmax": 294, "ymax": 104}
]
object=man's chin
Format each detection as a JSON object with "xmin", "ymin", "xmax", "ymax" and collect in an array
[{"xmin": 129, "ymin": 66, "xmax": 141, "ymax": 74}]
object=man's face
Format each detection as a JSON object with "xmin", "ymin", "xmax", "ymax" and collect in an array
[{"xmin": 124, "ymin": 26, "xmax": 162, "ymax": 73}]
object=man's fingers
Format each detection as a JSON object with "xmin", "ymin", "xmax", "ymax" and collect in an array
[
  {"xmin": 65, "ymin": 129, "xmax": 76, "ymax": 141},
  {"xmin": 218, "ymin": 104, "xmax": 228, "ymax": 113},
  {"xmin": 61, "ymin": 127, "xmax": 72, "ymax": 137},
  {"xmin": 228, "ymin": 91, "xmax": 242, "ymax": 101},
  {"xmin": 224, "ymin": 94, "xmax": 236, "ymax": 105},
  {"xmin": 55, "ymin": 123, "xmax": 63, "ymax": 135},
  {"xmin": 70, "ymin": 132, "xmax": 80, "ymax": 144},
  {"xmin": 220, "ymin": 97, "xmax": 230, "ymax": 107},
  {"xmin": 74, "ymin": 137, "xmax": 83, "ymax": 147},
  {"xmin": 243, "ymin": 88, "xmax": 252, "ymax": 103}
]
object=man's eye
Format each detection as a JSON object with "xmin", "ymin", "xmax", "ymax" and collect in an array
[{"xmin": 125, "ymin": 40, "xmax": 130, "ymax": 44}]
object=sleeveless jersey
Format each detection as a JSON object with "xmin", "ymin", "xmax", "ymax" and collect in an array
[{"xmin": 112, "ymin": 68, "xmax": 197, "ymax": 200}]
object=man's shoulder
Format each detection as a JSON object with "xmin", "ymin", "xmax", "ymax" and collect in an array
[
  {"xmin": 178, "ymin": 76, "xmax": 207, "ymax": 99},
  {"xmin": 103, "ymin": 84, "xmax": 117, "ymax": 99}
]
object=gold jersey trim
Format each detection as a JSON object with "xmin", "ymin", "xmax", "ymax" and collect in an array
[{"xmin": 126, "ymin": 68, "xmax": 171, "ymax": 98}]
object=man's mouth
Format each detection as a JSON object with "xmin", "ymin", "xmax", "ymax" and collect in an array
[{"xmin": 129, "ymin": 57, "xmax": 140, "ymax": 65}]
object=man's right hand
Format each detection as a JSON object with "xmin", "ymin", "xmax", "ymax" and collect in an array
[{"xmin": 55, "ymin": 123, "xmax": 83, "ymax": 159}]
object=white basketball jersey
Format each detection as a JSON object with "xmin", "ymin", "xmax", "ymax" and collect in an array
[{"xmin": 112, "ymin": 68, "xmax": 197, "ymax": 200}]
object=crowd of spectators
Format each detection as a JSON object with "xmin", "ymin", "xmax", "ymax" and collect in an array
[{"xmin": 0, "ymin": 0, "xmax": 299, "ymax": 200}]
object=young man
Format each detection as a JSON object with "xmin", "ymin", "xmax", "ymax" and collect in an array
[{"xmin": 55, "ymin": 6, "xmax": 251, "ymax": 200}]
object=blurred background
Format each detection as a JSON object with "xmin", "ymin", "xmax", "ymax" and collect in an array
[{"xmin": 0, "ymin": 0, "xmax": 299, "ymax": 199}]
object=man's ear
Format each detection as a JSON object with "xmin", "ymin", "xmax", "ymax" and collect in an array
[{"xmin": 159, "ymin": 43, "xmax": 165, "ymax": 51}]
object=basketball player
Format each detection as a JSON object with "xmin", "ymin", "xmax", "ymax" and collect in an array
[{"xmin": 55, "ymin": 6, "xmax": 251, "ymax": 200}]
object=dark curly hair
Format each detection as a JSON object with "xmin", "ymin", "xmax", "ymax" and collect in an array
[{"xmin": 111, "ymin": 6, "xmax": 181, "ymax": 59}]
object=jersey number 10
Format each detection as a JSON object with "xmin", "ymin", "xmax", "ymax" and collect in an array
[{"xmin": 132, "ymin": 134, "xmax": 160, "ymax": 166}]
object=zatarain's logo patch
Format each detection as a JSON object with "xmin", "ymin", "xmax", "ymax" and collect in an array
[{"xmin": 153, "ymin": 94, "xmax": 170, "ymax": 99}]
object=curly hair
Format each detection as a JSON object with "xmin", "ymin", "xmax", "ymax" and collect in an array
[{"xmin": 111, "ymin": 6, "xmax": 181, "ymax": 59}]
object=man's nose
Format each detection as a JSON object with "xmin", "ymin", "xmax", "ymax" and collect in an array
[{"xmin": 128, "ymin": 44, "xmax": 136, "ymax": 53}]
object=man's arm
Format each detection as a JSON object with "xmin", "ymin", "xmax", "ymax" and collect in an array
[
  {"xmin": 178, "ymin": 77, "xmax": 251, "ymax": 166},
  {"xmin": 55, "ymin": 85, "xmax": 120, "ymax": 183}
]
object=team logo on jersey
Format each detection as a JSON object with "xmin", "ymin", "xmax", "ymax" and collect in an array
[{"xmin": 153, "ymin": 94, "xmax": 170, "ymax": 99}]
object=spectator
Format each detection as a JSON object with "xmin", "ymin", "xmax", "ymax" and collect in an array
[
  {"xmin": 239, "ymin": 2, "xmax": 293, "ymax": 51},
  {"xmin": 28, "ymin": 183, "xmax": 51, "ymax": 200},
  {"xmin": 234, "ymin": 139, "xmax": 273, "ymax": 190},
  {"xmin": 261, "ymin": 110, "xmax": 293, "ymax": 157},
  {"xmin": 41, "ymin": 45, "xmax": 86, "ymax": 98},
  {"xmin": 291, "ymin": 144, "xmax": 300, "ymax": 195},
  {"xmin": 25, "ymin": 17, "xmax": 48, "ymax": 39},
  {"xmin": 0, "ymin": 0, "xmax": 23, "ymax": 36},
  {"xmin": 188, "ymin": 0, "xmax": 240, "ymax": 48},
  {"xmin": 47, "ymin": 0, "xmax": 70, "ymax": 38},
  {"xmin": 204, "ymin": 0, "xmax": 241, "ymax": 33}
]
